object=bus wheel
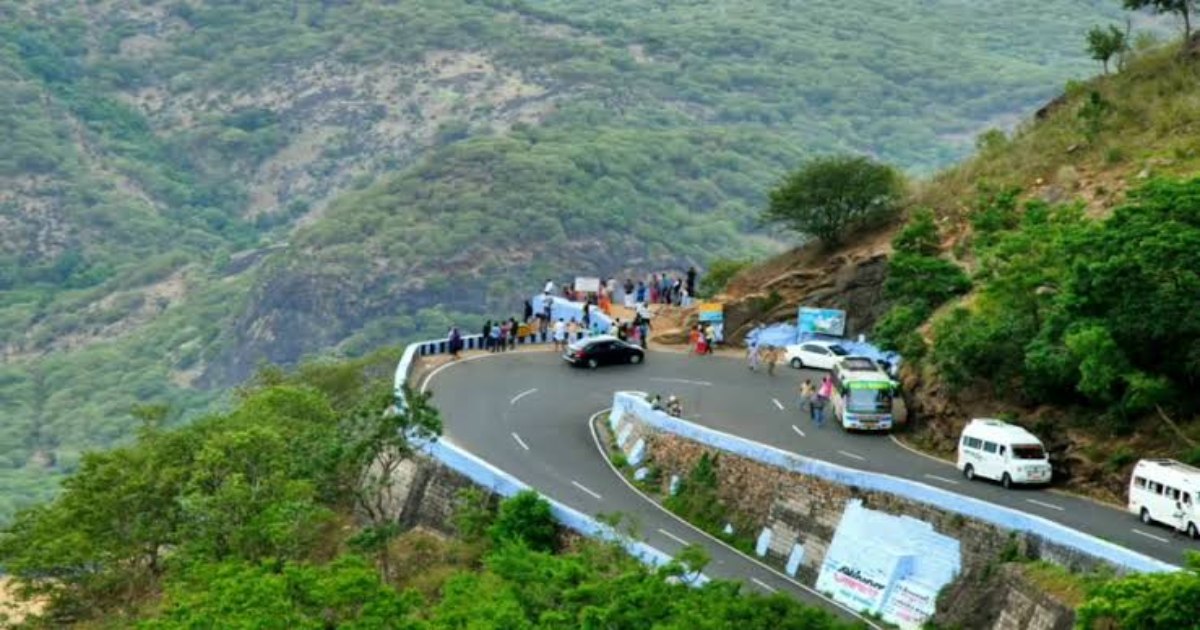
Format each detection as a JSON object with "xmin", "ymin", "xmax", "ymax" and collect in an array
[
  {"xmin": 1001, "ymin": 473, "xmax": 1012, "ymax": 489},
  {"xmin": 1140, "ymin": 508, "xmax": 1152, "ymax": 525},
  {"xmin": 963, "ymin": 465, "xmax": 974, "ymax": 481},
  {"xmin": 1188, "ymin": 522, "xmax": 1198, "ymax": 539}
]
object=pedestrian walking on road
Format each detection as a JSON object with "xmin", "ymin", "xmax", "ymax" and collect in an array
[
  {"xmin": 765, "ymin": 345, "xmax": 779, "ymax": 376},
  {"xmin": 747, "ymin": 336, "xmax": 760, "ymax": 371},
  {"xmin": 448, "ymin": 326, "xmax": 463, "ymax": 359},
  {"xmin": 799, "ymin": 378, "xmax": 814, "ymax": 412},
  {"xmin": 568, "ymin": 318, "xmax": 580, "ymax": 342},
  {"xmin": 811, "ymin": 392, "xmax": 827, "ymax": 427}
]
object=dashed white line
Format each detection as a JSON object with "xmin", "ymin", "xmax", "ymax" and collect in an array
[
  {"xmin": 510, "ymin": 432, "xmax": 530, "ymax": 451},
  {"xmin": 772, "ymin": 398, "xmax": 785, "ymax": 411},
  {"xmin": 750, "ymin": 577, "xmax": 778, "ymax": 593},
  {"xmin": 509, "ymin": 388, "xmax": 538, "ymax": 405},
  {"xmin": 923, "ymin": 474, "xmax": 960, "ymax": 486},
  {"xmin": 1026, "ymin": 499, "xmax": 1065, "ymax": 512},
  {"xmin": 571, "ymin": 480, "xmax": 602, "ymax": 500},
  {"xmin": 648, "ymin": 377, "xmax": 713, "ymax": 387},
  {"xmin": 657, "ymin": 528, "xmax": 689, "ymax": 546},
  {"xmin": 1131, "ymin": 528, "xmax": 1170, "ymax": 543},
  {"xmin": 838, "ymin": 450, "xmax": 866, "ymax": 462},
  {"xmin": 791, "ymin": 425, "xmax": 806, "ymax": 438}
]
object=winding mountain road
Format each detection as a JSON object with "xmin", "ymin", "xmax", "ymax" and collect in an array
[{"xmin": 422, "ymin": 349, "xmax": 1197, "ymax": 615}]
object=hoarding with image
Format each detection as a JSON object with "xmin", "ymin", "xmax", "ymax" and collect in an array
[
  {"xmin": 697, "ymin": 302, "xmax": 724, "ymax": 323},
  {"xmin": 798, "ymin": 307, "xmax": 846, "ymax": 337}
]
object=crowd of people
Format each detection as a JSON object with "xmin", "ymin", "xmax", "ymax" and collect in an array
[
  {"xmin": 445, "ymin": 267, "xmax": 705, "ymax": 361},
  {"xmin": 548, "ymin": 267, "xmax": 699, "ymax": 311}
]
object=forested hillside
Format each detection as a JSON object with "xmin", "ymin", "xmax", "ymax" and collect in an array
[{"xmin": 0, "ymin": 0, "xmax": 1145, "ymax": 519}]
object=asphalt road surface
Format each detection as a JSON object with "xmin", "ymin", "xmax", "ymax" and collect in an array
[{"xmin": 422, "ymin": 349, "xmax": 1198, "ymax": 614}]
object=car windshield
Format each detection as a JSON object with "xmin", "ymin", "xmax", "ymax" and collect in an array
[
  {"xmin": 828, "ymin": 344, "xmax": 849, "ymax": 356},
  {"xmin": 1011, "ymin": 444, "xmax": 1046, "ymax": 460},
  {"xmin": 847, "ymin": 387, "xmax": 891, "ymax": 413}
]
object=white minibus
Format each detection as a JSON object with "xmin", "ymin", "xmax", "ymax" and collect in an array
[
  {"xmin": 956, "ymin": 419, "xmax": 1052, "ymax": 488},
  {"xmin": 1128, "ymin": 458, "xmax": 1200, "ymax": 539}
]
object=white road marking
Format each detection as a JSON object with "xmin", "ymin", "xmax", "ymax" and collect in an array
[
  {"xmin": 1132, "ymin": 528, "xmax": 1170, "ymax": 543},
  {"xmin": 657, "ymin": 528, "xmax": 689, "ymax": 545},
  {"xmin": 838, "ymin": 450, "xmax": 866, "ymax": 461},
  {"xmin": 772, "ymin": 398, "xmax": 785, "ymax": 411},
  {"xmin": 923, "ymin": 474, "xmax": 960, "ymax": 486},
  {"xmin": 888, "ymin": 434, "xmax": 955, "ymax": 466},
  {"xmin": 511, "ymin": 432, "xmax": 530, "ymax": 451},
  {"xmin": 791, "ymin": 425, "xmax": 806, "ymax": 438},
  {"xmin": 571, "ymin": 480, "xmax": 602, "ymax": 500},
  {"xmin": 648, "ymin": 377, "xmax": 713, "ymax": 387},
  {"xmin": 1026, "ymin": 499, "xmax": 1065, "ymax": 512},
  {"xmin": 751, "ymin": 577, "xmax": 778, "ymax": 593},
  {"xmin": 509, "ymin": 388, "xmax": 538, "ymax": 405}
]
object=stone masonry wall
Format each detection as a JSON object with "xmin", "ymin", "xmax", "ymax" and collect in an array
[
  {"xmin": 384, "ymin": 454, "xmax": 498, "ymax": 536},
  {"xmin": 621, "ymin": 413, "xmax": 1088, "ymax": 627}
]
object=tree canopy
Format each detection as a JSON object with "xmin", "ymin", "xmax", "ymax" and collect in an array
[{"xmin": 763, "ymin": 155, "xmax": 904, "ymax": 246}]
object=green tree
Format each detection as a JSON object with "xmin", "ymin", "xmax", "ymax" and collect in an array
[
  {"xmin": 1077, "ymin": 552, "xmax": 1200, "ymax": 629},
  {"xmin": 144, "ymin": 555, "xmax": 421, "ymax": 629},
  {"xmin": 1123, "ymin": 0, "xmax": 1194, "ymax": 47},
  {"xmin": 1086, "ymin": 24, "xmax": 1128, "ymax": 73},
  {"xmin": 763, "ymin": 155, "xmax": 904, "ymax": 247}
]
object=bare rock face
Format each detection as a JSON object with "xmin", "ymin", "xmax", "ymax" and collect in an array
[
  {"xmin": 720, "ymin": 251, "xmax": 891, "ymax": 345},
  {"xmin": 934, "ymin": 565, "xmax": 1075, "ymax": 630}
]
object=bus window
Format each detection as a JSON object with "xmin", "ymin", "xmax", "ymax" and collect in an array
[
  {"xmin": 1134, "ymin": 476, "xmax": 1147, "ymax": 489},
  {"xmin": 983, "ymin": 442, "xmax": 998, "ymax": 454},
  {"xmin": 1185, "ymin": 493, "xmax": 1193, "ymax": 505},
  {"xmin": 999, "ymin": 446, "xmax": 1007, "ymax": 457},
  {"xmin": 846, "ymin": 387, "xmax": 892, "ymax": 413},
  {"xmin": 1152, "ymin": 482, "xmax": 1164, "ymax": 495}
]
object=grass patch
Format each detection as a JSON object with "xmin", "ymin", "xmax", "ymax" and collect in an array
[{"xmin": 1016, "ymin": 561, "xmax": 1110, "ymax": 608}]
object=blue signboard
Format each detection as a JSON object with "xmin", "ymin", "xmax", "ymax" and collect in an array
[{"xmin": 798, "ymin": 307, "xmax": 846, "ymax": 337}]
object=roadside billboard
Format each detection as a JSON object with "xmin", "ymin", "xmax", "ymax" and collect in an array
[
  {"xmin": 574, "ymin": 276, "xmax": 601, "ymax": 293},
  {"xmin": 697, "ymin": 302, "xmax": 724, "ymax": 323},
  {"xmin": 798, "ymin": 307, "xmax": 846, "ymax": 337}
]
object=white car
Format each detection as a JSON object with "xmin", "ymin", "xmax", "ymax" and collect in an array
[{"xmin": 784, "ymin": 340, "xmax": 850, "ymax": 370}]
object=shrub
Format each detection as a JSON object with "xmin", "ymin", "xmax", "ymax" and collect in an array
[{"xmin": 488, "ymin": 490, "xmax": 557, "ymax": 552}]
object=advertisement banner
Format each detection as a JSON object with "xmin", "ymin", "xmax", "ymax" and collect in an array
[
  {"xmin": 575, "ymin": 276, "xmax": 601, "ymax": 293},
  {"xmin": 798, "ymin": 307, "xmax": 846, "ymax": 337},
  {"xmin": 697, "ymin": 302, "xmax": 724, "ymax": 323},
  {"xmin": 815, "ymin": 560, "xmax": 890, "ymax": 613},
  {"xmin": 880, "ymin": 581, "xmax": 938, "ymax": 627}
]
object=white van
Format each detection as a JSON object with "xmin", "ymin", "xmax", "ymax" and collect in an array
[
  {"xmin": 956, "ymin": 419, "xmax": 1052, "ymax": 488},
  {"xmin": 1128, "ymin": 459, "xmax": 1200, "ymax": 539}
]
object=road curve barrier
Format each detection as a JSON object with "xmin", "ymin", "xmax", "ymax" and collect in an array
[
  {"xmin": 392, "ymin": 339, "xmax": 704, "ymax": 584},
  {"xmin": 610, "ymin": 391, "xmax": 1178, "ymax": 575}
]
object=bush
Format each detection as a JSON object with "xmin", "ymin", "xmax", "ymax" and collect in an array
[
  {"xmin": 697, "ymin": 258, "xmax": 753, "ymax": 298},
  {"xmin": 488, "ymin": 490, "xmax": 557, "ymax": 552}
]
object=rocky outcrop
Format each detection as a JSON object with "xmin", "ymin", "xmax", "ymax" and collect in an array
[
  {"xmin": 720, "ymin": 251, "xmax": 890, "ymax": 345},
  {"xmin": 935, "ymin": 565, "xmax": 1075, "ymax": 630}
]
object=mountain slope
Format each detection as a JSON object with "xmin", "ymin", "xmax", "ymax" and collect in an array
[{"xmin": 0, "ymin": 0, "xmax": 1150, "ymax": 519}]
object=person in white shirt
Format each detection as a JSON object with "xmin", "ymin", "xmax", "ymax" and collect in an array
[
  {"xmin": 553, "ymin": 318, "xmax": 567, "ymax": 351},
  {"xmin": 544, "ymin": 279, "xmax": 555, "ymax": 295}
]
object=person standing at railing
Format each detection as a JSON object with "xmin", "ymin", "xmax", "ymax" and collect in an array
[
  {"xmin": 490, "ymin": 321, "xmax": 502, "ymax": 353},
  {"xmin": 482, "ymin": 320, "xmax": 493, "ymax": 352},
  {"xmin": 553, "ymin": 318, "xmax": 567, "ymax": 351},
  {"xmin": 508, "ymin": 317, "xmax": 519, "ymax": 350},
  {"xmin": 448, "ymin": 326, "xmax": 463, "ymax": 359}
]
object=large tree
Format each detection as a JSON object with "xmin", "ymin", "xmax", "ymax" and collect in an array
[
  {"xmin": 763, "ymin": 155, "xmax": 903, "ymax": 247},
  {"xmin": 1124, "ymin": 0, "xmax": 1195, "ymax": 47}
]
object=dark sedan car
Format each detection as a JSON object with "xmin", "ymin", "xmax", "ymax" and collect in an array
[{"xmin": 562, "ymin": 335, "xmax": 645, "ymax": 369}]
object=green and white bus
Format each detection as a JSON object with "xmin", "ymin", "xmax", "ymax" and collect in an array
[{"xmin": 830, "ymin": 357, "xmax": 899, "ymax": 431}]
